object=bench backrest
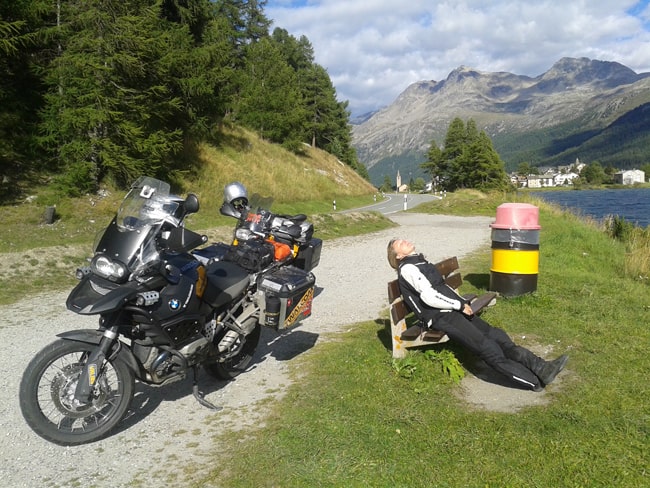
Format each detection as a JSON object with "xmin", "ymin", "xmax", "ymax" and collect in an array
[{"xmin": 434, "ymin": 256, "xmax": 463, "ymax": 289}]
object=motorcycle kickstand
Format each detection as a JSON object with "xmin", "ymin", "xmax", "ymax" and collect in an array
[{"xmin": 192, "ymin": 366, "xmax": 222, "ymax": 411}]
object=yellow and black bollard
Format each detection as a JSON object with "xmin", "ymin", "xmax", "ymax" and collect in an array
[{"xmin": 489, "ymin": 203, "xmax": 540, "ymax": 297}]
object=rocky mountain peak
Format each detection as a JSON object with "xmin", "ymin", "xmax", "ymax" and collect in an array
[
  {"xmin": 538, "ymin": 57, "xmax": 640, "ymax": 89},
  {"xmin": 352, "ymin": 57, "xmax": 650, "ymax": 185}
]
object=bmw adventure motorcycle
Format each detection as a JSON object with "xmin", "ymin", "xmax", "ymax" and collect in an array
[{"xmin": 19, "ymin": 177, "xmax": 321, "ymax": 445}]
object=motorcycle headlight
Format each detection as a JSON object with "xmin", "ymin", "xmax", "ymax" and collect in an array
[{"xmin": 91, "ymin": 255, "xmax": 129, "ymax": 282}]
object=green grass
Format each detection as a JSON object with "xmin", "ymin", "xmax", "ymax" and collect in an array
[{"xmin": 197, "ymin": 192, "xmax": 649, "ymax": 488}]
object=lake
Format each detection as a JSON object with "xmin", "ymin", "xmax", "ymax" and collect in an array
[{"xmin": 532, "ymin": 188, "xmax": 650, "ymax": 228}]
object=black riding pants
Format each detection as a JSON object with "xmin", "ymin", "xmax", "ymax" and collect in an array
[{"xmin": 433, "ymin": 311, "xmax": 542, "ymax": 390}]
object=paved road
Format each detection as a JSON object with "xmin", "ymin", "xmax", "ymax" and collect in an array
[{"xmin": 341, "ymin": 192, "xmax": 441, "ymax": 215}]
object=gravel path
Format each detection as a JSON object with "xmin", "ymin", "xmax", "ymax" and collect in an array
[{"xmin": 0, "ymin": 213, "xmax": 497, "ymax": 487}]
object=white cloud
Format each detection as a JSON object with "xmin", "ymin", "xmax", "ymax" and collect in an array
[{"xmin": 266, "ymin": 0, "xmax": 650, "ymax": 115}]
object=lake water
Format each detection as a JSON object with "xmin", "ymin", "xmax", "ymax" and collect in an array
[{"xmin": 532, "ymin": 188, "xmax": 650, "ymax": 228}]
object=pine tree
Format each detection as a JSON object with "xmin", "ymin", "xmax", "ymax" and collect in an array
[
  {"xmin": 420, "ymin": 142, "xmax": 443, "ymax": 188},
  {"xmin": 0, "ymin": 1, "xmax": 50, "ymax": 199},
  {"xmin": 270, "ymin": 28, "xmax": 363, "ymax": 176},
  {"xmin": 424, "ymin": 117, "xmax": 510, "ymax": 191},
  {"xmin": 235, "ymin": 37, "xmax": 304, "ymax": 145},
  {"xmin": 38, "ymin": 0, "xmax": 224, "ymax": 194}
]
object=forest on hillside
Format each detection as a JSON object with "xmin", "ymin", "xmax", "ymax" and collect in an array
[{"xmin": 0, "ymin": 0, "xmax": 366, "ymax": 201}]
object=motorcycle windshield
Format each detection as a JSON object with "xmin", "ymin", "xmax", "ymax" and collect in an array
[
  {"xmin": 240, "ymin": 193, "xmax": 274, "ymax": 235},
  {"xmin": 94, "ymin": 177, "xmax": 181, "ymax": 273}
]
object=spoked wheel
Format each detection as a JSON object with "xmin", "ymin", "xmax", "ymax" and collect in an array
[
  {"xmin": 19, "ymin": 339, "xmax": 134, "ymax": 446},
  {"xmin": 205, "ymin": 323, "xmax": 262, "ymax": 380}
]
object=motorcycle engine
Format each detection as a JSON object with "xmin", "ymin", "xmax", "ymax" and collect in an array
[{"xmin": 132, "ymin": 340, "xmax": 198, "ymax": 384}]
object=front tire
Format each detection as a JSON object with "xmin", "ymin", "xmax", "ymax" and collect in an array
[
  {"xmin": 19, "ymin": 339, "xmax": 135, "ymax": 446},
  {"xmin": 205, "ymin": 324, "xmax": 261, "ymax": 380}
]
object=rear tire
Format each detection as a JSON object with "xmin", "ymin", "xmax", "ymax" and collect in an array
[
  {"xmin": 205, "ymin": 324, "xmax": 261, "ymax": 380},
  {"xmin": 19, "ymin": 339, "xmax": 135, "ymax": 446}
]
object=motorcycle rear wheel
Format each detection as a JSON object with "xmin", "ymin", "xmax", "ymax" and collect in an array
[
  {"xmin": 19, "ymin": 339, "xmax": 135, "ymax": 446},
  {"xmin": 205, "ymin": 324, "xmax": 262, "ymax": 380}
]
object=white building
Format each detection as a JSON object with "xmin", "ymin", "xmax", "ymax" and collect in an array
[
  {"xmin": 526, "ymin": 174, "xmax": 555, "ymax": 188},
  {"xmin": 554, "ymin": 172, "xmax": 580, "ymax": 186},
  {"xmin": 614, "ymin": 169, "xmax": 645, "ymax": 185}
]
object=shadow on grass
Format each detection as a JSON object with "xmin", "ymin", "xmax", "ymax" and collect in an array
[
  {"xmin": 462, "ymin": 272, "xmax": 491, "ymax": 290},
  {"xmin": 375, "ymin": 318, "xmax": 531, "ymax": 391}
]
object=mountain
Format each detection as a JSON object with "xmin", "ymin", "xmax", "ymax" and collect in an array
[{"xmin": 352, "ymin": 57, "xmax": 650, "ymax": 186}]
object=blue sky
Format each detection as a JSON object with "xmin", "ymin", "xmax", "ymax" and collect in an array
[{"xmin": 265, "ymin": 0, "xmax": 650, "ymax": 116}]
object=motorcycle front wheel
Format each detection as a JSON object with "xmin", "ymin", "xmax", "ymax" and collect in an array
[
  {"xmin": 19, "ymin": 339, "xmax": 135, "ymax": 446},
  {"xmin": 205, "ymin": 323, "xmax": 262, "ymax": 380}
]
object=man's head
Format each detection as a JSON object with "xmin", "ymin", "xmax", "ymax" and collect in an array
[{"xmin": 387, "ymin": 238, "xmax": 416, "ymax": 269}]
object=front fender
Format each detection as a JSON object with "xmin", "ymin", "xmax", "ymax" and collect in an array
[
  {"xmin": 66, "ymin": 277, "xmax": 141, "ymax": 315},
  {"xmin": 57, "ymin": 329, "xmax": 140, "ymax": 373}
]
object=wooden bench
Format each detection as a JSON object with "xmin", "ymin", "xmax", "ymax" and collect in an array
[{"xmin": 388, "ymin": 256, "xmax": 498, "ymax": 359}]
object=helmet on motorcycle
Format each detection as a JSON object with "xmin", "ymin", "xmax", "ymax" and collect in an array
[{"xmin": 223, "ymin": 181, "xmax": 248, "ymax": 211}]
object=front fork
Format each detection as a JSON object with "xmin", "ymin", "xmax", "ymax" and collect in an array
[{"xmin": 73, "ymin": 326, "xmax": 119, "ymax": 404}]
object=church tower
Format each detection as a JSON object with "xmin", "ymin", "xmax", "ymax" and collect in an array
[{"xmin": 396, "ymin": 170, "xmax": 401, "ymax": 191}]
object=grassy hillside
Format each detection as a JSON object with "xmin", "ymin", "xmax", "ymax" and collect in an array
[
  {"xmin": 185, "ymin": 126, "xmax": 378, "ymax": 218},
  {"xmin": 3, "ymin": 125, "xmax": 377, "ymax": 251}
]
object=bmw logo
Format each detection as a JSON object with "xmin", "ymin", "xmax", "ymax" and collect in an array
[{"xmin": 169, "ymin": 299, "xmax": 180, "ymax": 310}]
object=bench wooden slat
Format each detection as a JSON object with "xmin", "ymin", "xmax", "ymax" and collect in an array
[
  {"xmin": 434, "ymin": 256, "xmax": 459, "ymax": 276},
  {"xmin": 400, "ymin": 324, "xmax": 422, "ymax": 340},
  {"xmin": 444, "ymin": 272, "xmax": 463, "ymax": 290},
  {"xmin": 387, "ymin": 280, "xmax": 401, "ymax": 303},
  {"xmin": 390, "ymin": 299, "xmax": 409, "ymax": 324},
  {"xmin": 422, "ymin": 330, "xmax": 446, "ymax": 341},
  {"xmin": 469, "ymin": 292, "xmax": 498, "ymax": 314}
]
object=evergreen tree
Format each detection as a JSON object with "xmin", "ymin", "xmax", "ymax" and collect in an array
[
  {"xmin": 0, "ymin": 0, "xmax": 368, "ymax": 195},
  {"xmin": 0, "ymin": 1, "xmax": 50, "ymax": 199},
  {"xmin": 235, "ymin": 37, "xmax": 304, "ymax": 146},
  {"xmin": 38, "ymin": 0, "xmax": 224, "ymax": 194},
  {"xmin": 423, "ymin": 117, "xmax": 510, "ymax": 191},
  {"xmin": 420, "ymin": 140, "xmax": 443, "ymax": 188},
  {"xmin": 380, "ymin": 175, "xmax": 393, "ymax": 193},
  {"xmin": 270, "ymin": 27, "xmax": 363, "ymax": 177}
]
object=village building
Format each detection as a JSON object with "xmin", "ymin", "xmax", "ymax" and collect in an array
[
  {"xmin": 526, "ymin": 174, "xmax": 555, "ymax": 188},
  {"xmin": 395, "ymin": 170, "xmax": 409, "ymax": 192},
  {"xmin": 554, "ymin": 171, "xmax": 580, "ymax": 186},
  {"xmin": 614, "ymin": 169, "xmax": 645, "ymax": 185}
]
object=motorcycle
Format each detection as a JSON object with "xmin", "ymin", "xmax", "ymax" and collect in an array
[{"xmin": 19, "ymin": 176, "xmax": 322, "ymax": 445}]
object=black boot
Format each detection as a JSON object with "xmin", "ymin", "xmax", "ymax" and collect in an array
[{"xmin": 536, "ymin": 355, "xmax": 569, "ymax": 386}]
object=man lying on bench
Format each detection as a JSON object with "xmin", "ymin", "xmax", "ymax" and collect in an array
[{"xmin": 387, "ymin": 238, "xmax": 568, "ymax": 392}]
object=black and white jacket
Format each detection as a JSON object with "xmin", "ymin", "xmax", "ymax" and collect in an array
[{"xmin": 397, "ymin": 253, "xmax": 466, "ymax": 327}]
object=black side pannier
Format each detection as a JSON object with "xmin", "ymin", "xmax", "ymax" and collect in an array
[
  {"xmin": 294, "ymin": 238, "xmax": 322, "ymax": 272},
  {"xmin": 225, "ymin": 239, "xmax": 274, "ymax": 272}
]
